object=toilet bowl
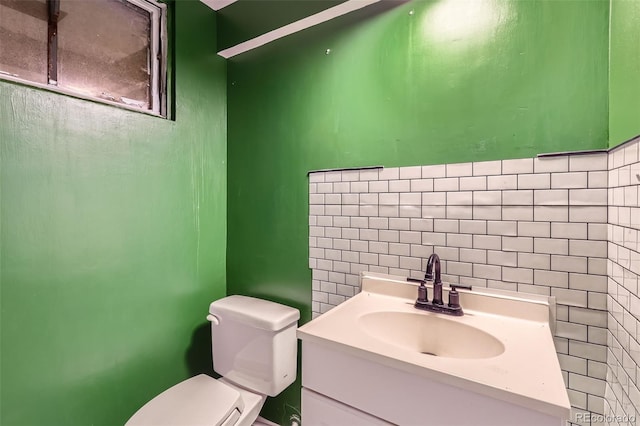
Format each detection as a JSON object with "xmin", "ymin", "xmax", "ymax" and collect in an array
[{"xmin": 126, "ymin": 296, "xmax": 300, "ymax": 426}]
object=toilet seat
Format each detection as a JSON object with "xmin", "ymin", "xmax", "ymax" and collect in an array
[{"xmin": 126, "ymin": 374, "xmax": 244, "ymax": 426}]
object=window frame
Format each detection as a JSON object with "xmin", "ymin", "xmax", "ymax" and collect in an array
[{"xmin": 0, "ymin": 0, "xmax": 169, "ymax": 118}]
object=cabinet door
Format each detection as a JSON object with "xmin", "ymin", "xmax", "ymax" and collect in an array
[
  {"xmin": 302, "ymin": 388, "xmax": 393, "ymax": 426},
  {"xmin": 302, "ymin": 341, "xmax": 565, "ymax": 426}
]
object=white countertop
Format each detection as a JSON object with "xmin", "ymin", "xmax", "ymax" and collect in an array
[{"xmin": 298, "ymin": 272, "xmax": 571, "ymax": 420}]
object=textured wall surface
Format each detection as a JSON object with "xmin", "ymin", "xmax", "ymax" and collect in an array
[
  {"xmin": 227, "ymin": 1, "xmax": 609, "ymax": 419},
  {"xmin": 0, "ymin": 2, "xmax": 227, "ymax": 425},
  {"xmin": 605, "ymin": 136, "xmax": 640, "ymax": 425},
  {"xmin": 609, "ymin": 0, "xmax": 640, "ymax": 147}
]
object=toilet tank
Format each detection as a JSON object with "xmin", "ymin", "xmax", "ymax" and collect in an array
[{"xmin": 208, "ymin": 296, "xmax": 300, "ymax": 397}]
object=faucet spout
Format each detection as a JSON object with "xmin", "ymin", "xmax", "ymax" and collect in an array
[
  {"xmin": 425, "ymin": 253, "xmax": 441, "ymax": 284},
  {"xmin": 425, "ymin": 253, "xmax": 443, "ymax": 305}
]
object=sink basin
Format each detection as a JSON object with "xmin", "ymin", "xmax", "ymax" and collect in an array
[{"xmin": 358, "ymin": 311, "xmax": 505, "ymax": 359}]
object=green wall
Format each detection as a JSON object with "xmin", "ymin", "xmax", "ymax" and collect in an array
[
  {"xmin": 0, "ymin": 1, "xmax": 227, "ymax": 425},
  {"xmin": 227, "ymin": 0, "xmax": 609, "ymax": 421},
  {"xmin": 1, "ymin": 0, "xmax": 626, "ymax": 424},
  {"xmin": 609, "ymin": 0, "xmax": 640, "ymax": 146}
]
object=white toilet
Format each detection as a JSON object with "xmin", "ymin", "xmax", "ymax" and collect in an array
[{"xmin": 126, "ymin": 295, "xmax": 300, "ymax": 426}]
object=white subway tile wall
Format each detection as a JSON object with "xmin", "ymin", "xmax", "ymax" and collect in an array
[
  {"xmin": 309, "ymin": 151, "xmax": 614, "ymax": 422},
  {"xmin": 310, "ymin": 140, "xmax": 640, "ymax": 425},
  {"xmin": 605, "ymin": 136, "xmax": 640, "ymax": 426}
]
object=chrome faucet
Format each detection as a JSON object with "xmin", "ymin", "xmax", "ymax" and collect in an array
[{"xmin": 411, "ymin": 252, "xmax": 472, "ymax": 316}]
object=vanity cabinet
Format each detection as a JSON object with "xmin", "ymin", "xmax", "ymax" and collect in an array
[
  {"xmin": 301, "ymin": 341, "xmax": 564, "ymax": 426},
  {"xmin": 298, "ymin": 272, "xmax": 570, "ymax": 426}
]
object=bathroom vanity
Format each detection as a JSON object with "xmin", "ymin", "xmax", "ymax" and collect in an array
[{"xmin": 297, "ymin": 272, "xmax": 570, "ymax": 426}]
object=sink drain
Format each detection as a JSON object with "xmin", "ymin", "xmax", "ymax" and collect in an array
[{"xmin": 420, "ymin": 351, "xmax": 438, "ymax": 356}]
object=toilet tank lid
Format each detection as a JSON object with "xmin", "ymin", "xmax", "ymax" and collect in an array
[{"xmin": 209, "ymin": 295, "xmax": 300, "ymax": 331}]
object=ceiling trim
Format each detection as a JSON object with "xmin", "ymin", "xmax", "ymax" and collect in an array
[
  {"xmin": 217, "ymin": 0, "xmax": 381, "ymax": 59},
  {"xmin": 201, "ymin": 0, "xmax": 238, "ymax": 11}
]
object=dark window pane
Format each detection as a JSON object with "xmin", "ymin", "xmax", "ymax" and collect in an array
[
  {"xmin": 0, "ymin": 0, "xmax": 48, "ymax": 84},
  {"xmin": 57, "ymin": 0, "xmax": 151, "ymax": 109}
]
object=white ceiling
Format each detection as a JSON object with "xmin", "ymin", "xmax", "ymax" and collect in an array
[{"xmin": 200, "ymin": 0, "xmax": 383, "ymax": 58}]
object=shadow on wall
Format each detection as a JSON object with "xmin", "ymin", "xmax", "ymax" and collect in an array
[{"xmin": 185, "ymin": 323, "xmax": 216, "ymax": 377}]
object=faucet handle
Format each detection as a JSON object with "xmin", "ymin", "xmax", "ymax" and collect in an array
[
  {"xmin": 450, "ymin": 284, "xmax": 472, "ymax": 291},
  {"xmin": 407, "ymin": 277, "xmax": 428, "ymax": 303},
  {"xmin": 448, "ymin": 284, "xmax": 472, "ymax": 309}
]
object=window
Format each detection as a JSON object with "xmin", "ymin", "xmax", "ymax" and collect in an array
[{"xmin": 0, "ymin": 0, "xmax": 167, "ymax": 116}]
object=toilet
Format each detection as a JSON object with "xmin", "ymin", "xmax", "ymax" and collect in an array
[{"xmin": 126, "ymin": 295, "xmax": 300, "ymax": 426}]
